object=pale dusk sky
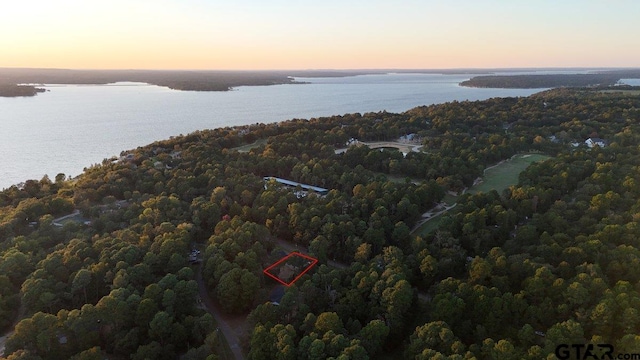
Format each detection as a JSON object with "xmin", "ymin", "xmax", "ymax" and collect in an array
[{"xmin": 0, "ymin": 0, "xmax": 638, "ymax": 70}]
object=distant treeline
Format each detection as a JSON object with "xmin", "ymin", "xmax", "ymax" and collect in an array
[
  {"xmin": 0, "ymin": 68, "xmax": 470, "ymax": 94},
  {"xmin": 0, "ymin": 68, "xmax": 439, "ymax": 94},
  {"xmin": 4, "ymin": 68, "xmax": 640, "ymax": 96},
  {"xmin": 0, "ymin": 68, "xmax": 464, "ymax": 95},
  {"xmin": 461, "ymin": 70, "xmax": 640, "ymax": 88},
  {"xmin": 0, "ymin": 84, "xmax": 45, "ymax": 97},
  {"xmin": 0, "ymin": 68, "xmax": 308, "ymax": 93}
]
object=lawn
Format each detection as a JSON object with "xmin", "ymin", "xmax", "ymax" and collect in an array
[{"xmin": 468, "ymin": 154, "xmax": 551, "ymax": 195}]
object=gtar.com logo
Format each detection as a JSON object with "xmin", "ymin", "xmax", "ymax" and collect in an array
[{"xmin": 555, "ymin": 344, "xmax": 640, "ymax": 360}]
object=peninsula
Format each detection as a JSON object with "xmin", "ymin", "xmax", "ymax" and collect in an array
[
  {"xmin": 461, "ymin": 69, "xmax": 640, "ymax": 88},
  {"xmin": 0, "ymin": 83, "xmax": 45, "ymax": 97}
]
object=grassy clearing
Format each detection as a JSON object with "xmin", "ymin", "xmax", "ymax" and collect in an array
[
  {"xmin": 414, "ymin": 153, "xmax": 551, "ymax": 236},
  {"xmin": 414, "ymin": 215, "xmax": 445, "ymax": 236},
  {"xmin": 230, "ymin": 138, "xmax": 267, "ymax": 152},
  {"xmin": 380, "ymin": 173, "xmax": 422, "ymax": 185},
  {"xmin": 468, "ymin": 154, "xmax": 551, "ymax": 195},
  {"xmin": 442, "ymin": 193, "xmax": 458, "ymax": 206},
  {"xmin": 382, "ymin": 174, "xmax": 409, "ymax": 184}
]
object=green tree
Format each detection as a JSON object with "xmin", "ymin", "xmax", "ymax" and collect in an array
[
  {"xmin": 149, "ymin": 311, "xmax": 173, "ymax": 344},
  {"xmin": 216, "ymin": 268, "xmax": 259, "ymax": 313},
  {"xmin": 358, "ymin": 319, "xmax": 389, "ymax": 355},
  {"xmin": 72, "ymin": 269, "xmax": 92, "ymax": 305},
  {"xmin": 248, "ymin": 324, "xmax": 275, "ymax": 360},
  {"xmin": 307, "ymin": 339, "xmax": 326, "ymax": 360},
  {"xmin": 314, "ymin": 312, "xmax": 344, "ymax": 335}
]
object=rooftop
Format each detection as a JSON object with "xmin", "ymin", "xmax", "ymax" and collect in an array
[{"xmin": 263, "ymin": 176, "xmax": 329, "ymax": 194}]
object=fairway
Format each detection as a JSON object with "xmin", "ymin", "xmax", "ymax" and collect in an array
[
  {"xmin": 468, "ymin": 154, "xmax": 551, "ymax": 194},
  {"xmin": 414, "ymin": 153, "xmax": 551, "ymax": 236}
]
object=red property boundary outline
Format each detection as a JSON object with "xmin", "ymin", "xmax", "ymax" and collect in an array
[{"xmin": 263, "ymin": 252, "xmax": 318, "ymax": 286}]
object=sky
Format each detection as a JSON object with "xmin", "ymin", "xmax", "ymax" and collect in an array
[{"xmin": 0, "ymin": 0, "xmax": 638, "ymax": 70}]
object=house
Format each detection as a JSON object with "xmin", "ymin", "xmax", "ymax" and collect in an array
[
  {"xmin": 585, "ymin": 137, "xmax": 607, "ymax": 148},
  {"xmin": 119, "ymin": 153, "xmax": 135, "ymax": 162},
  {"xmin": 269, "ymin": 286, "xmax": 285, "ymax": 305},
  {"xmin": 399, "ymin": 133, "xmax": 417, "ymax": 142},
  {"xmin": 345, "ymin": 138, "xmax": 359, "ymax": 146}
]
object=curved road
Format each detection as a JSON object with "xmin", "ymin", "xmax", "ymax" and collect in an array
[
  {"xmin": 410, "ymin": 203, "xmax": 458, "ymax": 233},
  {"xmin": 0, "ymin": 302, "xmax": 25, "ymax": 357},
  {"xmin": 196, "ymin": 268, "xmax": 245, "ymax": 360}
]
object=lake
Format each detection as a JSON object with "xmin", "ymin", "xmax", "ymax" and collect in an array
[{"xmin": 0, "ymin": 73, "xmax": 546, "ymax": 190}]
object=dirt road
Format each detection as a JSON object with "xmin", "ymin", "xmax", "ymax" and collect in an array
[
  {"xmin": 195, "ymin": 268, "xmax": 245, "ymax": 360},
  {"xmin": 0, "ymin": 331, "xmax": 12, "ymax": 357},
  {"xmin": 0, "ymin": 302, "xmax": 25, "ymax": 357}
]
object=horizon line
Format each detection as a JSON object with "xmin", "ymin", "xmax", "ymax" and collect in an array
[{"xmin": 1, "ymin": 66, "xmax": 639, "ymax": 72}]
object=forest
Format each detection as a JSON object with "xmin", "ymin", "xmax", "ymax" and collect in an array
[
  {"xmin": 460, "ymin": 74, "xmax": 630, "ymax": 89},
  {"xmin": 1, "ymin": 87, "xmax": 640, "ymax": 359}
]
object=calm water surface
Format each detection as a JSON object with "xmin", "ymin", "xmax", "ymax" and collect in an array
[
  {"xmin": 621, "ymin": 78, "xmax": 640, "ymax": 86},
  {"xmin": 1, "ymin": 73, "xmax": 545, "ymax": 189}
]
